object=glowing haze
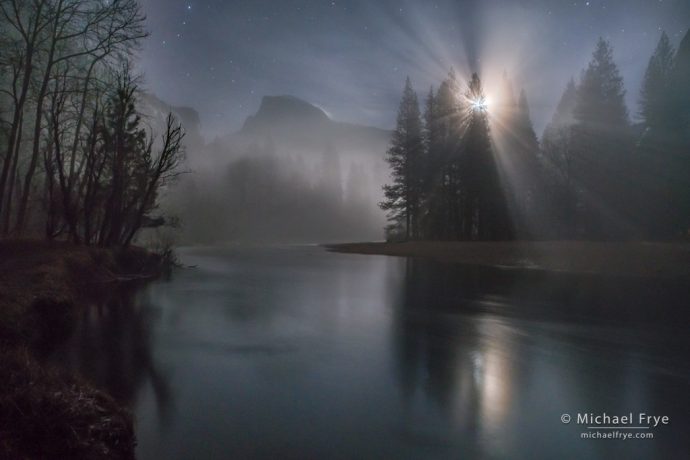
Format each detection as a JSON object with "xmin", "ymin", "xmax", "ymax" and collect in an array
[{"xmin": 139, "ymin": 0, "xmax": 690, "ymax": 138}]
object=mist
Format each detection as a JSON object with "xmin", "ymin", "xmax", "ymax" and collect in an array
[
  {"xmin": 133, "ymin": 0, "xmax": 690, "ymax": 244},
  {"xmin": 3, "ymin": 1, "xmax": 690, "ymax": 459},
  {"xmin": 139, "ymin": 0, "xmax": 689, "ymax": 137},
  {"xmin": 156, "ymin": 95, "xmax": 390, "ymax": 244}
]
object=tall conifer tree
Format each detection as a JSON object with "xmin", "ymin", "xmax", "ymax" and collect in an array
[
  {"xmin": 380, "ymin": 77, "xmax": 424, "ymax": 240},
  {"xmin": 462, "ymin": 74, "xmax": 513, "ymax": 240},
  {"xmin": 636, "ymin": 32, "xmax": 678, "ymax": 238},
  {"xmin": 541, "ymin": 79, "xmax": 579, "ymax": 237},
  {"xmin": 640, "ymin": 32, "xmax": 675, "ymax": 130},
  {"xmin": 424, "ymin": 69, "xmax": 463, "ymax": 239},
  {"xmin": 572, "ymin": 38, "xmax": 633, "ymax": 239},
  {"xmin": 667, "ymin": 29, "xmax": 690, "ymax": 236}
]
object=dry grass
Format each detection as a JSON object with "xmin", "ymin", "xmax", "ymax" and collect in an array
[
  {"xmin": 0, "ymin": 348, "xmax": 135, "ymax": 460},
  {"xmin": 0, "ymin": 239, "xmax": 164, "ymax": 459},
  {"xmin": 0, "ymin": 239, "xmax": 161, "ymax": 345},
  {"xmin": 327, "ymin": 240, "xmax": 690, "ymax": 278}
]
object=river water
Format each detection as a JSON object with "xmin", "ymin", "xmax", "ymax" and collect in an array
[{"xmin": 50, "ymin": 246, "xmax": 690, "ymax": 459}]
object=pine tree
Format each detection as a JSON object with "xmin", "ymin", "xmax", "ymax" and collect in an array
[
  {"xmin": 440, "ymin": 69, "xmax": 466, "ymax": 239},
  {"xmin": 572, "ymin": 38, "xmax": 633, "ymax": 239},
  {"xmin": 380, "ymin": 77, "xmax": 424, "ymax": 240},
  {"xmin": 541, "ymin": 79, "xmax": 579, "ymax": 237},
  {"xmin": 516, "ymin": 90, "xmax": 539, "ymax": 153},
  {"xmin": 423, "ymin": 69, "xmax": 463, "ymax": 239},
  {"xmin": 667, "ymin": 28, "xmax": 690, "ymax": 236},
  {"xmin": 421, "ymin": 86, "xmax": 437, "ymax": 237},
  {"xmin": 99, "ymin": 74, "xmax": 150, "ymax": 246},
  {"xmin": 639, "ymin": 32, "xmax": 675, "ymax": 130},
  {"xmin": 422, "ymin": 86, "xmax": 436, "ymax": 160},
  {"xmin": 672, "ymin": 29, "xmax": 690, "ymax": 141},
  {"xmin": 491, "ymin": 73, "xmax": 541, "ymax": 238},
  {"xmin": 551, "ymin": 79, "xmax": 578, "ymax": 125},
  {"xmin": 629, "ymin": 29, "xmax": 690, "ymax": 239},
  {"xmin": 635, "ymin": 32, "xmax": 679, "ymax": 238},
  {"xmin": 462, "ymin": 73, "xmax": 513, "ymax": 240},
  {"xmin": 512, "ymin": 89, "xmax": 543, "ymax": 237},
  {"xmin": 96, "ymin": 71, "xmax": 184, "ymax": 247},
  {"xmin": 575, "ymin": 39, "xmax": 629, "ymax": 128}
]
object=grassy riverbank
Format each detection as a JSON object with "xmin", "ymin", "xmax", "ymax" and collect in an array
[
  {"xmin": 0, "ymin": 239, "xmax": 164, "ymax": 459},
  {"xmin": 327, "ymin": 241, "xmax": 690, "ymax": 278}
]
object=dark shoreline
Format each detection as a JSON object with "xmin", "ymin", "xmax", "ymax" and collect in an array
[
  {"xmin": 326, "ymin": 240, "xmax": 690, "ymax": 279},
  {"xmin": 0, "ymin": 239, "xmax": 164, "ymax": 459}
]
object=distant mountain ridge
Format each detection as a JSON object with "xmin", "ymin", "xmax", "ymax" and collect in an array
[
  {"xmin": 139, "ymin": 93, "xmax": 204, "ymax": 150},
  {"xmin": 242, "ymin": 95, "xmax": 330, "ymax": 131},
  {"xmin": 235, "ymin": 95, "xmax": 391, "ymax": 155},
  {"xmin": 159, "ymin": 93, "xmax": 389, "ymax": 244}
]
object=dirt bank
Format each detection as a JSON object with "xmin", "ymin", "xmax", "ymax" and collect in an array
[
  {"xmin": 0, "ymin": 239, "xmax": 164, "ymax": 459},
  {"xmin": 326, "ymin": 241, "xmax": 690, "ymax": 279}
]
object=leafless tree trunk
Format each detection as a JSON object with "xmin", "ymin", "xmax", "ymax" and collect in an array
[
  {"xmin": 123, "ymin": 114, "xmax": 185, "ymax": 247},
  {"xmin": 0, "ymin": 0, "xmax": 49, "ymax": 226},
  {"xmin": 1, "ymin": 0, "xmax": 147, "ymax": 235}
]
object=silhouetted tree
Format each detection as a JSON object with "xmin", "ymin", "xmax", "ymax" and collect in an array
[
  {"xmin": 516, "ymin": 91, "xmax": 540, "ymax": 161},
  {"xmin": 423, "ymin": 69, "xmax": 463, "ymax": 239},
  {"xmin": 667, "ymin": 29, "xmax": 690, "ymax": 237},
  {"xmin": 380, "ymin": 77, "xmax": 424, "ymax": 240},
  {"xmin": 510, "ymin": 89, "xmax": 543, "ymax": 237},
  {"xmin": 381, "ymin": 36, "xmax": 687, "ymax": 242},
  {"xmin": 672, "ymin": 29, "xmax": 690, "ymax": 139},
  {"xmin": 461, "ymin": 73, "xmax": 513, "ymax": 240},
  {"xmin": 97, "ymin": 70, "xmax": 185, "ymax": 247},
  {"xmin": 640, "ymin": 32, "xmax": 675, "ymax": 130},
  {"xmin": 541, "ymin": 79, "xmax": 579, "ymax": 237},
  {"xmin": 421, "ymin": 86, "xmax": 436, "ymax": 230},
  {"xmin": 0, "ymin": 0, "xmax": 147, "ymax": 236},
  {"xmin": 635, "ymin": 32, "xmax": 680, "ymax": 238},
  {"xmin": 572, "ymin": 38, "xmax": 633, "ymax": 239}
]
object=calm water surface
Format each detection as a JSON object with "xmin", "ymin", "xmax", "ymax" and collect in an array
[{"xmin": 51, "ymin": 246, "xmax": 690, "ymax": 459}]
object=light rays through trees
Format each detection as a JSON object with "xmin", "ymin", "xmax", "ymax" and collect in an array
[{"xmin": 381, "ymin": 29, "xmax": 690, "ymax": 242}]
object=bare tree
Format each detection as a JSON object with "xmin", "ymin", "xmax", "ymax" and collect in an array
[
  {"xmin": 0, "ymin": 0, "xmax": 147, "ymax": 235},
  {"xmin": 0, "ymin": 0, "xmax": 50, "ymax": 226}
]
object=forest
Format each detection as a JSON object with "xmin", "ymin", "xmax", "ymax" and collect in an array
[
  {"xmin": 4, "ymin": 2, "xmax": 688, "ymax": 248},
  {"xmin": 0, "ymin": 0, "xmax": 184, "ymax": 248},
  {"xmin": 381, "ymin": 33, "xmax": 690, "ymax": 242},
  {"xmin": 2, "ymin": 1, "xmax": 690, "ymax": 459}
]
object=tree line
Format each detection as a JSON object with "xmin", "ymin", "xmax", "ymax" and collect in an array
[
  {"xmin": 382, "ymin": 72, "xmax": 513, "ymax": 241},
  {"xmin": 382, "ymin": 30, "xmax": 690, "ymax": 241},
  {"xmin": 0, "ymin": 0, "xmax": 184, "ymax": 247}
]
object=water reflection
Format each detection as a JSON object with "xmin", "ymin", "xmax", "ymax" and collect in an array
[
  {"xmin": 46, "ymin": 247, "xmax": 690, "ymax": 459},
  {"xmin": 50, "ymin": 286, "xmax": 171, "ymax": 419},
  {"xmin": 392, "ymin": 260, "xmax": 516, "ymax": 456},
  {"xmin": 391, "ymin": 258, "xmax": 690, "ymax": 459}
]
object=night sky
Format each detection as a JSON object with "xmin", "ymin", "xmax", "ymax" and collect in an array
[{"xmin": 138, "ymin": 0, "xmax": 690, "ymax": 139}]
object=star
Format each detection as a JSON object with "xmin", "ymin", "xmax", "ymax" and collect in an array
[{"xmin": 137, "ymin": 0, "xmax": 690, "ymax": 140}]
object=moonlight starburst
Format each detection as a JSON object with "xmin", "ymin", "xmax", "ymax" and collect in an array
[{"xmin": 471, "ymin": 96, "xmax": 488, "ymax": 112}]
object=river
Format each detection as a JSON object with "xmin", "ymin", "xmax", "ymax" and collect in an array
[{"xmin": 50, "ymin": 246, "xmax": 690, "ymax": 459}]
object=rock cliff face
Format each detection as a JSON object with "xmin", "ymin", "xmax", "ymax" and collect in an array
[
  {"xmin": 139, "ymin": 93, "xmax": 204, "ymax": 152},
  {"xmin": 151, "ymin": 93, "xmax": 391, "ymax": 244},
  {"xmin": 234, "ymin": 95, "xmax": 391, "ymax": 157},
  {"xmin": 242, "ymin": 95, "xmax": 331, "ymax": 131}
]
